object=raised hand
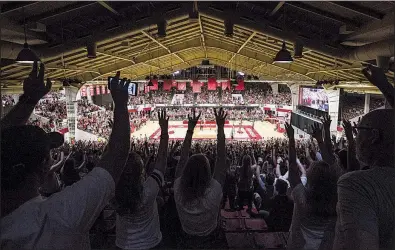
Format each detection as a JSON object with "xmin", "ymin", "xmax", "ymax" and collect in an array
[
  {"xmin": 23, "ymin": 61, "xmax": 52, "ymax": 102},
  {"xmin": 342, "ymin": 119, "xmax": 354, "ymax": 141},
  {"xmin": 108, "ymin": 71, "xmax": 130, "ymax": 106},
  {"xmin": 108, "ymin": 119, "xmax": 114, "ymax": 128},
  {"xmin": 158, "ymin": 109, "xmax": 169, "ymax": 133},
  {"xmin": 321, "ymin": 114, "xmax": 332, "ymax": 131},
  {"xmin": 310, "ymin": 122, "xmax": 323, "ymax": 142},
  {"xmin": 284, "ymin": 122, "xmax": 294, "ymax": 139},
  {"xmin": 187, "ymin": 108, "xmax": 201, "ymax": 131},
  {"xmin": 362, "ymin": 64, "xmax": 389, "ymax": 87},
  {"xmin": 214, "ymin": 107, "xmax": 227, "ymax": 128}
]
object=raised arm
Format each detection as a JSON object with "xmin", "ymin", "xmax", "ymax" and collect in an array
[
  {"xmin": 175, "ymin": 109, "xmax": 200, "ymax": 178},
  {"xmin": 321, "ymin": 114, "xmax": 334, "ymax": 155},
  {"xmin": 1, "ymin": 62, "xmax": 52, "ymax": 130},
  {"xmin": 154, "ymin": 109, "xmax": 169, "ymax": 174},
  {"xmin": 310, "ymin": 122, "xmax": 336, "ymax": 166},
  {"xmin": 77, "ymin": 154, "xmax": 87, "ymax": 171},
  {"xmin": 285, "ymin": 123, "xmax": 301, "ymax": 188},
  {"xmin": 343, "ymin": 119, "xmax": 360, "ymax": 172},
  {"xmin": 362, "ymin": 64, "xmax": 394, "ymax": 108},
  {"xmin": 96, "ymin": 72, "xmax": 131, "ymax": 184},
  {"xmin": 213, "ymin": 108, "xmax": 227, "ymax": 186}
]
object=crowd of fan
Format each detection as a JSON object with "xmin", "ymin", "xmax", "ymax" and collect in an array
[
  {"xmin": 77, "ymin": 110, "xmax": 113, "ymax": 138},
  {"xmin": 77, "ymin": 99, "xmax": 101, "ymax": 115},
  {"xmin": 1, "ymin": 95, "xmax": 16, "ymax": 107},
  {"xmin": 341, "ymin": 94, "xmax": 386, "ymax": 121},
  {"xmin": 1, "ymin": 64, "xmax": 394, "ymax": 250},
  {"xmin": 150, "ymin": 107, "xmax": 266, "ymax": 121}
]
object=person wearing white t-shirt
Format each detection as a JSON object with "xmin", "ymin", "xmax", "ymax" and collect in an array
[
  {"xmin": 174, "ymin": 108, "xmax": 227, "ymax": 249},
  {"xmin": 1, "ymin": 69, "xmax": 131, "ymax": 249},
  {"xmin": 115, "ymin": 109, "xmax": 169, "ymax": 250}
]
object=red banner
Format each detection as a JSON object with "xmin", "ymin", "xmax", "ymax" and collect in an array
[
  {"xmin": 96, "ymin": 85, "xmax": 101, "ymax": 95},
  {"xmin": 171, "ymin": 80, "xmax": 178, "ymax": 88},
  {"xmin": 177, "ymin": 82, "xmax": 186, "ymax": 91},
  {"xmin": 192, "ymin": 81, "xmax": 203, "ymax": 93},
  {"xmin": 101, "ymin": 85, "xmax": 106, "ymax": 94},
  {"xmin": 235, "ymin": 78, "xmax": 245, "ymax": 91},
  {"xmin": 144, "ymin": 86, "xmax": 150, "ymax": 93},
  {"xmin": 150, "ymin": 79, "xmax": 159, "ymax": 91},
  {"xmin": 80, "ymin": 87, "xmax": 86, "ymax": 97},
  {"xmin": 89, "ymin": 86, "xmax": 94, "ymax": 96},
  {"xmin": 222, "ymin": 80, "xmax": 231, "ymax": 91},
  {"xmin": 163, "ymin": 80, "xmax": 172, "ymax": 91},
  {"xmin": 207, "ymin": 77, "xmax": 217, "ymax": 90}
]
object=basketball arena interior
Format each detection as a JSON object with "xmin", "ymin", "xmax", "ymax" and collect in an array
[{"xmin": 0, "ymin": 1, "xmax": 394, "ymax": 249}]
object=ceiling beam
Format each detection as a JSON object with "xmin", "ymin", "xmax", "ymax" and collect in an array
[
  {"xmin": 95, "ymin": 50, "xmax": 135, "ymax": 64},
  {"xmin": 97, "ymin": 1, "xmax": 120, "ymax": 15},
  {"xmin": 198, "ymin": 7, "xmax": 348, "ymax": 59},
  {"xmin": 306, "ymin": 65, "xmax": 363, "ymax": 75},
  {"xmin": 0, "ymin": 2, "xmax": 40, "ymax": 15},
  {"xmin": 227, "ymin": 32, "xmax": 256, "ymax": 64},
  {"xmin": 141, "ymin": 30, "xmax": 190, "ymax": 66},
  {"xmin": 198, "ymin": 14, "xmax": 207, "ymax": 59},
  {"xmin": 23, "ymin": 2, "xmax": 98, "ymax": 24},
  {"xmin": 269, "ymin": 2, "xmax": 285, "ymax": 16},
  {"xmin": 31, "ymin": 8, "xmax": 188, "ymax": 60},
  {"xmin": 328, "ymin": 2, "xmax": 384, "ymax": 20},
  {"xmin": 285, "ymin": 2, "xmax": 360, "ymax": 27}
]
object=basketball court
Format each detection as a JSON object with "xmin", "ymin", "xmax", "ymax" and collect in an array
[{"xmin": 132, "ymin": 120, "xmax": 285, "ymax": 141}]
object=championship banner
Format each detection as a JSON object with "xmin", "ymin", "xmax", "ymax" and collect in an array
[
  {"xmin": 144, "ymin": 85, "xmax": 150, "ymax": 93},
  {"xmin": 177, "ymin": 82, "xmax": 186, "ymax": 91},
  {"xmin": 150, "ymin": 79, "xmax": 159, "ymax": 91},
  {"xmin": 163, "ymin": 80, "xmax": 172, "ymax": 91},
  {"xmin": 101, "ymin": 85, "xmax": 106, "ymax": 94},
  {"xmin": 171, "ymin": 80, "xmax": 178, "ymax": 88},
  {"xmin": 222, "ymin": 80, "xmax": 230, "ymax": 91},
  {"xmin": 80, "ymin": 87, "xmax": 87, "ymax": 97},
  {"xmin": 235, "ymin": 78, "xmax": 245, "ymax": 91},
  {"xmin": 96, "ymin": 85, "xmax": 101, "ymax": 95},
  {"xmin": 89, "ymin": 86, "xmax": 95, "ymax": 96},
  {"xmin": 207, "ymin": 77, "xmax": 217, "ymax": 90},
  {"xmin": 192, "ymin": 81, "xmax": 202, "ymax": 93}
]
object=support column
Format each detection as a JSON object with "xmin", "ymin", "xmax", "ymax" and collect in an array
[
  {"xmin": 65, "ymin": 86, "xmax": 79, "ymax": 143},
  {"xmin": 287, "ymin": 83, "xmax": 300, "ymax": 111},
  {"xmin": 326, "ymin": 89, "xmax": 341, "ymax": 134},
  {"xmin": 271, "ymin": 83, "xmax": 279, "ymax": 95},
  {"xmin": 364, "ymin": 93, "xmax": 370, "ymax": 114}
]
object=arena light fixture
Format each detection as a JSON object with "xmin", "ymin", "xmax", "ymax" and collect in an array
[
  {"xmin": 237, "ymin": 71, "xmax": 245, "ymax": 76},
  {"xmin": 273, "ymin": 41, "xmax": 293, "ymax": 63},
  {"xmin": 16, "ymin": 43, "xmax": 41, "ymax": 64},
  {"xmin": 147, "ymin": 80, "xmax": 154, "ymax": 87},
  {"xmin": 293, "ymin": 41, "xmax": 304, "ymax": 59}
]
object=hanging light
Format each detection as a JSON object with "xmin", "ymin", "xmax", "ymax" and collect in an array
[
  {"xmin": 147, "ymin": 80, "xmax": 154, "ymax": 87},
  {"xmin": 16, "ymin": 9, "xmax": 40, "ymax": 64},
  {"xmin": 273, "ymin": 41, "xmax": 293, "ymax": 63}
]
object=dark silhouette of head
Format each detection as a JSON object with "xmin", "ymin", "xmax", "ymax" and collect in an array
[
  {"xmin": 180, "ymin": 154, "xmax": 212, "ymax": 203},
  {"xmin": 115, "ymin": 152, "xmax": 145, "ymax": 215},
  {"xmin": 275, "ymin": 179, "xmax": 288, "ymax": 195},
  {"xmin": 306, "ymin": 161, "xmax": 337, "ymax": 217},
  {"xmin": 356, "ymin": 109, "xmax": 394, "ymax": 168}
]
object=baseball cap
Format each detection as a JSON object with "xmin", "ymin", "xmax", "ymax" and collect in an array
[{"xmin": 2, "ymin": 125, "xmax": 64, "ymax": 189}]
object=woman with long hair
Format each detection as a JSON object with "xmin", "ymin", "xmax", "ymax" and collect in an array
[
  {"xmin": 285, "ymin": 123, "xmax": 338, "ymax": 250},
  {"xmin": 237, "ymin": 155, "xmax": 254, "ymax": 212},
  {"xmin": 115, "ymin": 110, "xmax": 169, "ymax": 250},
  {"xmin": 173, "ymin": 108, "xmax": 227, "ymax": 249}
]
